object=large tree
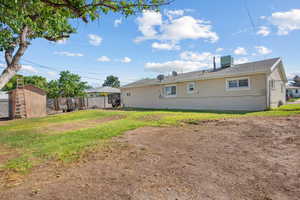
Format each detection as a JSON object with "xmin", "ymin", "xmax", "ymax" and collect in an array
[
  {"xmin": 0, "ymin": 0, "xmax": 169, "ymax": 90},
  {"xmin": 293, "ymin": 75, "xmax": 300, "ymax": 87},
  {"xmin": 103, "ymin": 75, "xmax": 120, "ymax": 88},
  {"xmin": 56, "ymin": 70, "xmax": 88, "ymax": 97}
]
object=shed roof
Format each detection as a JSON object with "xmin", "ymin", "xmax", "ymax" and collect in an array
[
  {"xmin": 9, "ymin": 85, "xmax": 47, "ymax": 96},
  {"xmin": 122, "ymin": 57, "xmax": 285, "ymax": 89},
  {"xmin": 85, "ymin": 86, "xmax": 120, "ymax": 93}
]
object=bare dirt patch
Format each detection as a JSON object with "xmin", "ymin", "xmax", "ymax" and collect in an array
[
  {"xmin": 0, "ymin": 115, "xmax": 299, "ymax": 200},
  {"xmin": 41, "ymin": 115, "xmax": 124, "ymax": 133}
]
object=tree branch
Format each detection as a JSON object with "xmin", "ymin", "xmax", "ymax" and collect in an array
[
  {"xmin": 40, "ymin": 0, "xmax": 173, "ymax": 23},
  {"xmin": 4, "ymin": 47, "xmax": 14, "ymax": 66},
  {"xmin": 10, "ymin": 26, "xmax": 29, "ymax": 70}
]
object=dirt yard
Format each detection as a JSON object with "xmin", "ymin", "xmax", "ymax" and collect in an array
[{"xmin": 0, "ymin": 115, "xmax": 299, "ymax": 200}]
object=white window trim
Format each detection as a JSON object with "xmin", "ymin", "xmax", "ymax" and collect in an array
[
  {"xmin": 187, "ymin": 82, "xmax": 196, "ymax": 94},
  {"xmin": 163, "ymin": 84, "xmax": 177, "ymax": 97},
  {"xmin": 226, "ymin": 77, "xmax": 251, "ymax": 91}
]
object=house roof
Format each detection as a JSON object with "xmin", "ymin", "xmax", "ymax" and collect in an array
[
  {"xmin": 85, "ymin": 86, "xmax": 120, "ymax": 93},
  {"xmin": 122, "ymin": 57, "xmax": 284, "ymax": 89},
  {"xmin": 287, "ymin": 85, "xmax": 300, "ymax": 89}
]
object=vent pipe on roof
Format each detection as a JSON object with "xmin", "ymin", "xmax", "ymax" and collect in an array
[
  {"xmin": 213, "ymin": 56, "xmax": 216, "ymax": 71},
  {"xmin": 221, "ymin": 55, "xmax": 234, "ymax": 69},
  {"xmin": 157, "ymin": 74, "xmax": 165, "ymax": 81},
  {"xmin": 172, "ymin": 71, "xmax": 178, "ymax": 76}
]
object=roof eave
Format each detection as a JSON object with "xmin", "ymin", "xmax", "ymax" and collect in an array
[{"xmin": 121, "ymin": 71, "xmax": 269, "ymax": 89}]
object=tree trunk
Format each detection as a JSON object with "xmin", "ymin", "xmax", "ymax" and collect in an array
[
  {"xmin": 0, "ymin": 65, "xmax": 21, "ymax": 89},
  {"xmin": 0, "ymin": 26, "xmax": 29, "ymax": 90}
]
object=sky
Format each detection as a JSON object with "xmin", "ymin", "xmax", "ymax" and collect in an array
[{"xmin": 1, "ymin": 0, "xmax": 300, "ymax": 86}]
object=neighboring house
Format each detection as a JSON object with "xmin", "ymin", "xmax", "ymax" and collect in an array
[
  {"xmin": 121, "ymin": 57, "xmax": 287, "ymax": 111},
  {"xmin": 85, "ymin": 86, "xmax": 120, "ymax": 97},
  {"xmin": 85, "ymin": 86, "xmax": 120, "ymax": 108},
  {"xmin": 0, "ymin": 91, "xmax": 9, "ymax": 118},
  {"xmin": 287, "ymin": 86, "xmax": 300, "ymax": 98}
]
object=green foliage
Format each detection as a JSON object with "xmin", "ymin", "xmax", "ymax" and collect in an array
[
  {"xmin": 57, "ymin": 70, "xmax": 88, "ymax": 97},
  {"xmin": 2, "ymin": 75, "xmax": 47, "ymax": 91},
  {"xmin": 47, "ymin": 80, "xmax": 60, "ymax": 99},
  {"xmin": 102, "ymin": 75, "xmax": 120, "ymax": 88},
  {"xmin": 0, "ymin": 0, "xmax": 75, "ymax": 50},
  {"xmin": 0, "ymin": 0, "xmax": 167, "ymax": 51}
]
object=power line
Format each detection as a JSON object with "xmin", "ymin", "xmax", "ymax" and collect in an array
[
  {"xmin": 0, "ymin": 58, "xmax": 105, "ymax": 82},
  {"xmin": 21, "ymin": 59, "xmax": 107, "ymax": 81},
  {"xmin": 244, "ymin": 0, "xmax": 256, "ymax": 32},
  {"xmin": 243, "ymin": 0, "xmax": 266, "ymax": 59},
  {"xmin": 21, "ymin": 59, "xmax": 107, "ymax": 77}
]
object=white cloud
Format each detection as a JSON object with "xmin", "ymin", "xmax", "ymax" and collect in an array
[
  {"xmin": 145, "ymin": 60, "xmax": 209, "ymax": 73},
  {"xmin": 88, "ymin": 34, "xmax": 102, "ymax": 46},
  {"xmin": 135, "ymin": 11, "xmax": 219, "ymax": 44},
  {"xmin": 165, "ymin": 9, "xmax": 185, "ymax": 20},
  {"xmin": 234, "ymin": 47, "xmax": 247, "ymax": 55},
  {"xmin": 145, "ymin": 51, "xmax": 218, "ymax": 73},
  {"xmin": 136, "ymin": 10, "xmax": 162, "ymax": 38},
  {"xmin": 257, "ymin": 26, "xmax": 271, "ymax": 36},
  {"xmin": 121, "ymin": 57, "xmax": 132, "ymax": 63},
  {"xmin": 268, "ymin": 9, "xmax": 300, "ymax": 35},
  {"xmin": 216, "ymin": 48, "xmax": 224, "ymax": 52},
  {"xmin": 97, "ymin": 56, "xmax": 111, "ymax": 62},
  {"xmin": 56, "ymin": 38, "xmax": 67, "ymax": 44},
  {"xmin": 54, "ymin": 51, "xmax": 84, "ymax": 57},
  {"xmin": 286, "ymin": 71, "xmax": 300, "ymax": 79},
  {"xmin": 235, "ymin": 57, "xmax": 249, "ymax": 65},
  {"xmin": 160, "ymin": 16, "xmax": 218, "ymax": 43},
  {"xmin": 152, "ymin": 42, "xmax": 180, "ymax": 50},
  {"xmin": 255, "ymin": 46, "xmax": 272, "ymax": 55},
  {"xmin": 114, "ymin": 18, "xmax": 122, "ymax": 27},
  {"xmin": 47, "ymin": 71, "xmax": 57, "ymax": 76},
  {"xmin": 180, "ymin": 51, "xmax": 215, "ymax": 62},
  {"xmin": 21, "ymin": 65, "xmax": 38, "ymax": 73}
]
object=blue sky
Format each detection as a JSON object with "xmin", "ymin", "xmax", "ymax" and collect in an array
[{"xmin": 1, "ymin": 0, "xmax": 300, "ymax": 86}]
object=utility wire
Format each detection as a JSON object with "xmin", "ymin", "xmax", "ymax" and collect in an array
[
  {"xmin": 0, "ymin": 58, "xmax": 105, "ymax": 81},
  {"xmin": 243, "ymin": 0, "xmax": 266, "ymax": 59}
]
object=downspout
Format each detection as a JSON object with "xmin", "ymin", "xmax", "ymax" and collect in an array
[{"xmin": 265, "ymin": 73, "xmax": 270, "ymax": 110}]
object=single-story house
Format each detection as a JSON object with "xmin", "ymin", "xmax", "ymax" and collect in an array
[
  {"xmin": 85, "ymin": 86, "xmax": 120, "ymax": 108},
  {"xmin": 287, "ymin": 85, "xmax": 300, "ymax": 98},
  {"xmin": 121, "ymin": 57, "xmax": 287, "ymax": 111},
  {"xmin": 0, "ymin": 91, "xmax": 9, "ymax": 118}
]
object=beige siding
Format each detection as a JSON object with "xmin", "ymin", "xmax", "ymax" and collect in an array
[
  {"xmin": 121, "ymin": 74, "xmax": 267, "ymax": 111},
  {"xmin": 268, "ymin": 67, "xmax": 286, "ymax": 108},
  {"xmin": 24, "ymin": 89, "xmax": 47, "ymax": 118}
]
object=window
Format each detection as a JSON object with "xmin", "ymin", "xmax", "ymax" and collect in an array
[
  {"xmin": 226, "ymin": 77, "xmax": 250, "ymax": 90},
  {"xmin": 296, "ymin": 89, "xmax": 299, "ymax": 94},
  {"xmin": 164, "ymin": 85, "xmax": 176, "ymax": 97},
  {"xmin": 270, "ymin": 80, "xmax": 276, "ymax": 89},
  {"xmin": 126, "ymin": 92, "xmax": 131, "ymax": 96},
  {"xmin": 187, "ymin": 82, "xmax": 196, "ymax": 93}
]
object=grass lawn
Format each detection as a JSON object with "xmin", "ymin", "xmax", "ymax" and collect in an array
[
  {"xmin": 287, "ymin": 97, "xmax": 300, "ymax": 102},
  {"xmin": 0, "ymin": 104, "xmax": 300, "ymax": 173}
]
